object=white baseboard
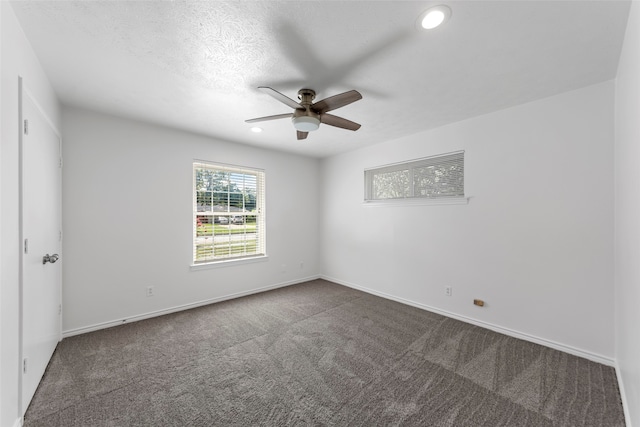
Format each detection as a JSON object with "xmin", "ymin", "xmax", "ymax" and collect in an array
[
  {"xmin": 615, "ymin": 361, "xmax": 633, "ymax": 427},
  {"xmin": 322, "ymin": 275, "xmax": 615, "ymax": 367},
  {"xmin": 62, "ymin": 275, "xmax": 321, "ymax": 338},
  {"xmin": 62, "ymin": 273, "xmax": 615, "ymax": 368},
  {"xmin": 13, "ymin": 416, "xmax": 23, "ymax": 427}
]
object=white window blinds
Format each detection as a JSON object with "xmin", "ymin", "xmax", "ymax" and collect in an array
[
  {"xmin": 193, "ymin": 162, "xmax": 265, "ymax": 263},
  {"xmin": 365, "ymin": 151, "xmax": 464, "ymax": 201}
]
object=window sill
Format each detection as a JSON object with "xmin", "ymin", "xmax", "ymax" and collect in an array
[
  {"xmin": 190, "ymin": 255, "xmax": 269, "ymax": 271},
  {"xmin": 363, "ymin": 196, "xmax": 470, "ymax": 207}
]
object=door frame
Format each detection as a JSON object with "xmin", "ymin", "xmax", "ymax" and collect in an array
[{"xmin": 18, "ymin": 76, "xmax": 63, "ymax": 417}]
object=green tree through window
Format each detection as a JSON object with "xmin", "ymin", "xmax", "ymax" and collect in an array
[
  {"xmin": 365, "ymin": 151, "xmax": 464, "ymax": 201},
  {"xmin": 193, "ymin": 162, "xmax": 265, "ymax": 263}
]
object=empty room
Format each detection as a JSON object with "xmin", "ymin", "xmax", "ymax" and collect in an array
[{"xmin": 1, "ymin": 1, "xmax": 639, "ymax": 426}]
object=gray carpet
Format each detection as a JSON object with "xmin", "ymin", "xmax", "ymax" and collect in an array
[{"xmin": 24, "ymin": 279, "xmax": 625, "ymax": 426}]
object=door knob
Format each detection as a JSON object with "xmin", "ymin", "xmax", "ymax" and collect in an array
[{"xmin": 42, "ymin": 254, "xmax": 59, "ymax": 265}]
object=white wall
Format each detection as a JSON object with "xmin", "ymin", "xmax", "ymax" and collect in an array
[
  {"xmin": 320, "ymin": 81, "xmax": 615, "ymax": 363},
  {"xmin": 1, "ymin": 3, "xmax": 61, "ymax": 426},
  {"xmin": 61, "ymin": 107, "xmax": 320, "ymax": 333},
  {"xmin": 615, "ymin": 1, "xmax": 640, "ymax": 425}
]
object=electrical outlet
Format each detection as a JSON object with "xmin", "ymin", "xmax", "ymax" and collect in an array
[
  {"xmin": 146, "ymin": 286, "xmax": 155, "ymax": 297},
  {"xmin": 445, "ymin": 286, "xmax": 452, "ymax": 296}
]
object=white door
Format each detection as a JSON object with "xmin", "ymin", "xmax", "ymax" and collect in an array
[{"xmin": 20, "ymin": 79, "xmax": 62, "ymax": 414}]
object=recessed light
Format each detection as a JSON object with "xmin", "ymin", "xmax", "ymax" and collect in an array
[
  {"xmin": 250, "ymin": 127, "xmax": 263, "ymax": 133},
  {"xmin": 418, "ymin": 5, "xmax": 452, "ymax": 30}
]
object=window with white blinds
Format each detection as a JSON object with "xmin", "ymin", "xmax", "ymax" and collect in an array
[
  {"xmin": 193, "ymin": 162, "xmax": 265, "ymax": 264},
  {"xmin": 364, "ymin": 151, "xmax": 464, "ymax": 202}
]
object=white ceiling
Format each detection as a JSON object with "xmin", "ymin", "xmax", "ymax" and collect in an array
[{"xmin": 11, "ymin": 1, "xmax": 630, "ymax": 158}]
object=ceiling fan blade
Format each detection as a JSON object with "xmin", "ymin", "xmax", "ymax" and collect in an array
[
  {"xmin": 297, "ymin": 131, "xmax": 309, "ymax": 140},
  {"xmin": 312, "ymin": 90, "xmax": 362, "ymax": 114},
  {"xmin": 258, "ymin": 87, "xmax": 301, "ymax": 110},
  {"xmin": 321, "ymin": 114, "xmax": 361, "ymax": 131},
  {"xmin": 245, "ymin": 113, "xmax": 293, "ymax": 123}
]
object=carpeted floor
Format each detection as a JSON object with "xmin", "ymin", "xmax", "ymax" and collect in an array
[{"xmin": 24, "ymin": 279, "xmax": 625, "ymax": 426}]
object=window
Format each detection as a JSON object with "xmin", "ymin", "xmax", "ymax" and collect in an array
[
  {"xmin": 193, "ymin": 162, "xmax": 265, "ymax": 264},
  {"xmin": 364, "ymin": 151, "xmax": 464, "ymax": 202}
]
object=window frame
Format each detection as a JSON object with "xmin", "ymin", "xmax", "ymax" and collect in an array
[
  {"xmin": 192, "ymin": 161, "xmax": 266, "ymax": 267},
  {"xmin": 364, "ymin": 150, "xmax": 466, "ymax": 205}
]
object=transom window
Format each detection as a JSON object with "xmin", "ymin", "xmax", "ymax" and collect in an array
[
  {"xmin": 365, "ymin": 151, "xmax": 464, "ymax": 201},
  {"xmin": 193, "ymin": 162, "xmax": 265, "ymax": 264}
]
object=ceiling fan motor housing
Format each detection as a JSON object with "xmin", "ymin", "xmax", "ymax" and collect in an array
[{"xmin": 291, "ymin": 89, "xmax": 320, "ymax": 131}]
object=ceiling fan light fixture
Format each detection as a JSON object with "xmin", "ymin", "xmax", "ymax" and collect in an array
[
  {"xmin": 418, "ymin": 5, "xmax": 451, "ymax": 30},
  {"xmin": 292, "ymin": 116, "xmax": 320, "ymax": 132}
]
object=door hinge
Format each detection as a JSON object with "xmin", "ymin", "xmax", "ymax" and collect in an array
[
  {"xmin": 23, "ymin": 358, "xmax": 28, "ymax": 374},
  {"xmin": 59, "ymin": 157, "xmax": 63, "ymax": 168},
  {"xmin": 58, "ymin": 304, "xmax": 62, "ymax": 315},
  {"xmin": 59, "ymin": 230, "xmax": 63, "ymax": 242},
  {"xmin": 24, "ymin": 238, "xmax": 29, "ymax": 254},
  {"xmin": 24, "ymin": 119, "xmax": 29, "ymax": 135}
]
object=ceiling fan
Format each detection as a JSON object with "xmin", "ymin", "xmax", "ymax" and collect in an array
[{"xmin": 245, "ymin": 87, "xmax": 362, "ymax": 140}]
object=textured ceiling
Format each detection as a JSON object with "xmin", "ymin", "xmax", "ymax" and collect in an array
[{"xmin": 11, "ymin": 1, "xmax": 631, "ymax": 158}]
